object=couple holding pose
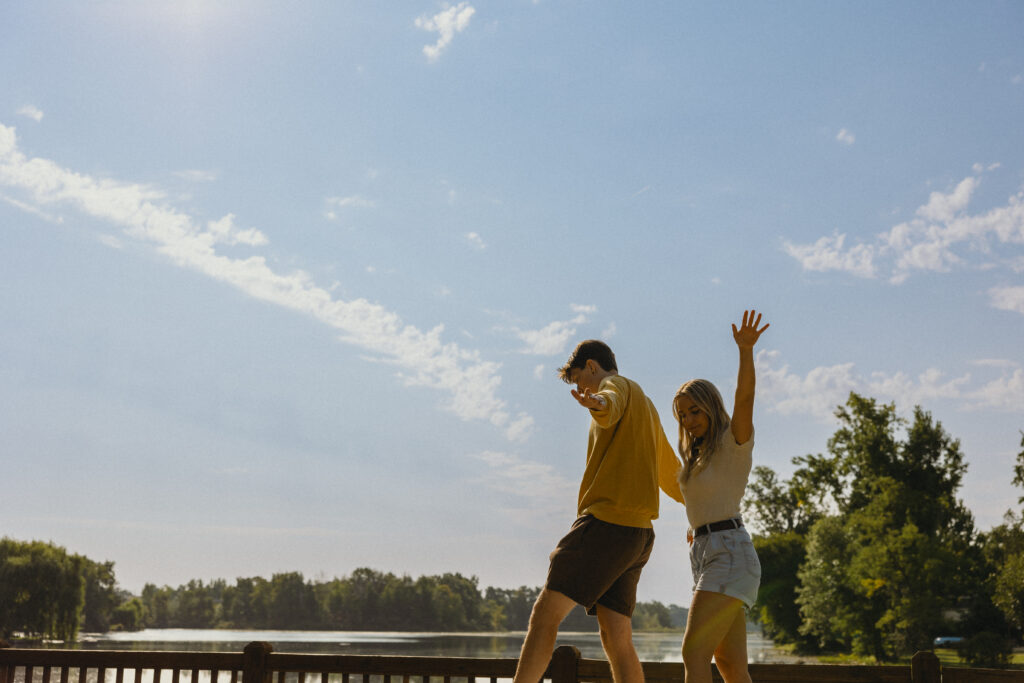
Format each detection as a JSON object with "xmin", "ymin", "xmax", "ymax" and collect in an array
[{"xmin": 512, "ymin": 310, "xmax": 769, "ymax": 683}]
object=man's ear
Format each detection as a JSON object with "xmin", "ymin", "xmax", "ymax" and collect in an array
[{"xmin": 585, "ymin": 359, "xmax": 597, "ymax": 375}]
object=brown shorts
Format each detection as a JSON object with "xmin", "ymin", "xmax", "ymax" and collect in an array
[{"xmin": 545, "ymin": 514, "xmax": 655, "ymax": 617}]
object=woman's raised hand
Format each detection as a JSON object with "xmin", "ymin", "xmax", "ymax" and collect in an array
[{"xmin": 732, "ymin": 309, "xmax": 769, "ymax": 350}]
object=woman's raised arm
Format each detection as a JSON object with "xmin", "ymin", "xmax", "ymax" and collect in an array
[{"xmin": 730, "ymin": 309, "xmax": 769, "ymax": 445}]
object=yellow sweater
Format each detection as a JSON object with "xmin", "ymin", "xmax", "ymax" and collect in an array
[{"xmin": 578, "ymin": 375, "xmax": 685, "ymax": 528}]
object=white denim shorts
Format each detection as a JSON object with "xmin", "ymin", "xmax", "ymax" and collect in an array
[{"xmin": 689, "ymin": 524, "xmax": 761, "ymax": 609}]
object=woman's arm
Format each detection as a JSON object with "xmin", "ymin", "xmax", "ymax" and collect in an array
[{"xmin": 731, "ymin": 309, "xmax": 769, "ymax": 445}]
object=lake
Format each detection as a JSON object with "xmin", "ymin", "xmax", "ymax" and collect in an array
[{"xmin": 60, "ymin": 629, "xmax": 799, "ymax": 664}]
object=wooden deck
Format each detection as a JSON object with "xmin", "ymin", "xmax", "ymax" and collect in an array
[{"xmin": 1, "ymin": 640, "xmax": 1020, "ymax": 683}]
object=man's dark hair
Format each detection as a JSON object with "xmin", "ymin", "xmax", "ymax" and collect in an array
[{"xmin": 558, "ymin": 340, "xmax": 617, "ymax": 383}]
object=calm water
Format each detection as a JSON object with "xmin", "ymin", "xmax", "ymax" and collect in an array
[{"xmin": 60, "ymin": 628, "xmax": 797, "ymax": 664}]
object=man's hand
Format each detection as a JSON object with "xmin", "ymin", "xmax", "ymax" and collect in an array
[{"xmin": 571, "ymin": 388, "xmax": 606, "ymax": 410}]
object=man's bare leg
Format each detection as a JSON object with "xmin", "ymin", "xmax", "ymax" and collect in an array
[
  {"xmin": 596, "ymin": 605, "xmax": 644, "ymax": 683},
  {"xmin": 512, "ymin": 589, "xmax": 577, "ymax": 683}
]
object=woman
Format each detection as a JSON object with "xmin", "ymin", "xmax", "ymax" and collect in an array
[{"xmin": 674, "ymin": 309, "xmax": 769, "ymax": 683}]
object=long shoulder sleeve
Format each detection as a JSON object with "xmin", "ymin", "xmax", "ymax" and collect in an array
[
  {"xmin": 589, "ymin": 375, "xmax": 628, "ymax": 429},
  {"xmin": 657, "ymin": 429, "xmax": 685, "ymax": 504}
]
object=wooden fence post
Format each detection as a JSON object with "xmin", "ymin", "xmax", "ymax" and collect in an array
[
  {"xmin": 911, "ymin": 651, "xmax": 940, "ymax": 683},
  {"xmin": 0, "ymin": 643, "xmax": 8, "ymax": 683},
  {"xmin": 243, "ymin": 642, "xmax": 274, "ymax": 683},
  {"xmin": 549, "ymin": 646, "xmax": 580, "ymax": 683}
]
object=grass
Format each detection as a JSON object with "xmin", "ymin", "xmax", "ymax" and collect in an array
[
  {"xmin": 893, "ymin": 648, "xmax": 1024, "ymax": 670},
  {"xmin": 765, "ymin": 644, "xmax": 1024, "ymax": 669}
]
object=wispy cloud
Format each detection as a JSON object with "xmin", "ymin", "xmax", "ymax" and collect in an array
[
  {"xmin": 783, "ymin": 233, "xmax": 876, "ymax": 278},
  {"xmin": 989, "ymin": 285, "xmax": 1024, "ymax": 314},
  {"xmin": 416, "ymin": 2, "xmax": 475, "ymax": 62},
  {"xmin": 514, "ymin": 304, "xmax": 594, "ymax": 356},
  {"xmin": 965, "ymin": 368, "xmax": 1024, "ymax": 411},
  {"xmin": 173, "ymin": 169, "xmax": 218, "ymax": 183},
  {"xmin": 756, "ymin": 349, "xmax": 1024, "ymax": 420},
  {"xmin": 17, "ymin": 105, "xmax": 44, "ymax": 122},
  {"xmin": 465, "ymin": 231, "xmax": 486, "ymax": 249},
  {"xmin": 97, "ymin": 233, "xmax": 124, "ymax": 250},
  {"xmin": 205, "ymin": 213, "xmax": 268, "ymax": 247},
  {"xmin": 327, "ymin": 195, "xmax": 375, "ymax": 209},
  {"xmin": 836, "ymin": 128, "xmax": 855, "ymax": 145},
  {"xmin": 0, "ymin": 122, "xmax": 528, "ymax": 441},
  {"xmin": 471, "ymin": 450, "xmax": 574, "ymax": 500},
  {"xmin": 784, "ymin": 171, "xmax": 1024, "ymax": 293},
  {"xmin": 325, "ymin": 194, "xmax": 375, "ymax": 220},
  {"xmin": 2, "ymin": 192, "xmax": 62, "ymax": 223}
]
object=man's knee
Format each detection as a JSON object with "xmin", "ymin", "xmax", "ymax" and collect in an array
[
  {"xmin": 528, "ymin": 589, "xmax": 575, "ymax": 631},
  {"xmin": 596, "ymin": 605, "xmax": 633, "ymax": 647}
]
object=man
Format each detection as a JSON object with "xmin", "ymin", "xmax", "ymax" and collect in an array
[{"xmin": 512, "ymin": 340, "xmax": 684, "ymax": 683}]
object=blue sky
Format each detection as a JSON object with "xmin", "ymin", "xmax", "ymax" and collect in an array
[{"xmin": 2, "ymin": 2, "xmax": 1023, "ymax": 608}]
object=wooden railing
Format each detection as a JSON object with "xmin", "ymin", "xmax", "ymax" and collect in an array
[{"xmin": 2, "ymin": 641, "xmax": 1022, "ymax": 683}]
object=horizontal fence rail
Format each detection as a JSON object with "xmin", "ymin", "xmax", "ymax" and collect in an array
[{"xmin": 2, "ymin": 641, "xmax": 1021, "ymax": 683}]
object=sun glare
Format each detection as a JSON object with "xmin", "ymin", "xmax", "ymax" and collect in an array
[{"xmin": 97, "ymin": 2, "xmax": 245, "ymax": 39}]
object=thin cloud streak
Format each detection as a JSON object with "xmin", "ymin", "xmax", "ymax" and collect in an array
[
  {"xmin": 0, "ymin": 122, "xmax": 528, "ymax": 441},
  {"xmin": 173, "ymin": 169, "xmax": 218, "ymax": 183}
]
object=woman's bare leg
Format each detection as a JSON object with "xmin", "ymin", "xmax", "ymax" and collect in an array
[
  {"xmin": 681, "ymin": 591, "xmax": 746, "ymax": 683},
  {"xmin": 712, "ymin": 607, "xmax": 751, "ymax": 683}
]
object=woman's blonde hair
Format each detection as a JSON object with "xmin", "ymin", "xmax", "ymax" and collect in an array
[{"xmin": 673, "ymin": 379, "xmax": 731, "ymax": 483}]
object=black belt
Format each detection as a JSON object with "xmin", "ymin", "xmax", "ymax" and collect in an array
[{"xmin": 693, "ymin": 518, "xmax": 743, "ymax": 537}]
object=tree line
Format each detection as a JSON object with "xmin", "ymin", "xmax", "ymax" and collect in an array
[
  {"xmin": 0, "ymin": 552, "xmax": 682, "ymax": 641},
  {"xmin": 134, "ymin": 570, "xmax": 682, "ymax": 633},
  {"xmin": 746, "ymin": 392, "xmax": 1024, "ymax": 666}
]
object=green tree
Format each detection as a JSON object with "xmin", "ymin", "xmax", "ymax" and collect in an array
[
  {"xmin": 746, "ymin": 455, "xmax": 839, "ymax": 536},
  {"xmin": 110, "ymin": 597, "xmax": 146, "ymax": 631},
  {"xmin": 795, "ymin": 516, "xmax": 861, "ymax": 654},
  {"xmin": 484, "ymin": 586, "xmax": 540, "ymax": 630},
  {"xmin": 745, "ymin": 452, "xmax": 840, "ymax": 651},
  {"xmin": 754, "ymin": 394, "xmax": 980, "ymax": 660},
  {"xmin": 267, "ymin": 572, "xmax": 321, "ymax": 628},
  {"xmin": 0, "ymin": 539, "xmax": 86, "ymax": 641},
  {"xmin": 800, "ymin": 397, "xmax": 974, "ymax": 659},
  {"xmin": 175, "ymin": 579, "xmax": 217, "ymax": 627},
  {"xmin": 435, "ymin": 573, "xmax": 487, "ymax": 629},
  {"xmin": 222, "ymin": 577, "xmax": 268, "ymax": 628},
  {"xmin": 993, "ymin": 552, "xmax": 1024, "ymax": 631},
  {"xmin": 1014, "ymin": 431, "xmax": 1024, "ymax": 505},
  {"xmin": 140, "ymin": 584, "xmax": 174, "ymax": 628},
  {"xmin": 988, "ymin": 435, "xmax": 1024, "ymax": 633},
  {"xmin": 631, "ymin": 601, "xmax": 672, "ymax": 630},
  {"xmin": 81, "ymin": 559, "xmax": 119, "ymax": 633},
  {"xmin": 431, "ymin": 584, "xmax": 467, "ymax": 629},
  {"xmin": 842, "ymin": 481, "xmax": 959, "ymax": 656},
  {"xmin": 751, "ymin": 532, "xmax": 812, "ymax": 649}
]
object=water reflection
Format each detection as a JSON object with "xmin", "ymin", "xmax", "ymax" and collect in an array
[{"xmin": 48, "ymin": 629, "xmax": 795, "ymax": 663}]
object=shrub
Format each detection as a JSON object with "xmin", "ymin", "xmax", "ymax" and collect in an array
[{"xmin": 960, "ymin": 631, "xmax": 1011, "ymax": 668}]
